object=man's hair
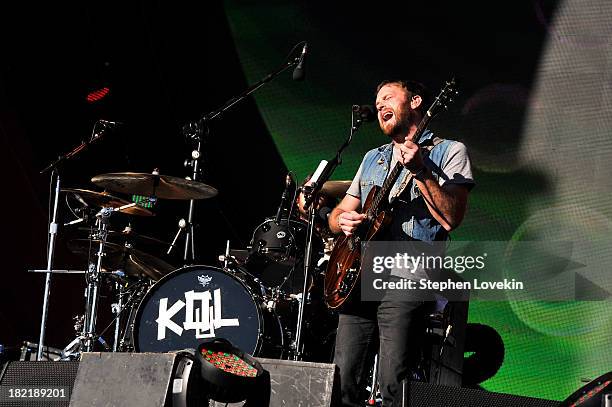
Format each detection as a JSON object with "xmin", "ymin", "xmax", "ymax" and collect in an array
[{"xmin": 376, "ymin": 79, "xmax": 430, "ymax": 114}]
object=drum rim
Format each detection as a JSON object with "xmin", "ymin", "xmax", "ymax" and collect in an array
[
  {"xmin": 132, "ymin": 264, "xmax": 267, "ymax": 354},
  {"xmin": 249, "ymin": 217, "xmax": 307, "ymax": 266}
]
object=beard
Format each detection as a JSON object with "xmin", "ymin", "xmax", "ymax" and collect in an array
[{"xmin": 380, "ymin": 104, "xmax": 415, "ymax": 138}]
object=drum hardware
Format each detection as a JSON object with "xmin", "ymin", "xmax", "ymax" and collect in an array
[
  {"xmin": 90, "ymin": 169, "xmax": 218, "ymax": 262},
  {"xmin": 172, "ymin": 128, "xmax": 208, "ymax": 262},
  {"xmin": 62, "ymin": 203, "xmax": 168, "ymax": 358},
  {"xmin": 63, "ymin": 188, "xmax": 156, "ymax": 217},
  {"xmin": 94, "ymin": 276, "xmax": 154, "ymax": 353},
  {"xmin": 73, "ymin": 315, "xmax": 84, "ymax": 335},
  {"xmin": 111, "ymin": 281, "xmax": 124, "ymax": 352},
  {"xmin": 90, "ymin": 276, "xmax": 153, "ymax": 353},
  {"xmin": 35, "ymin": 119, "xmax": 121, "ymax": 361},
  {"xmin": 61, "ymin": 206, "xmax": 113, "ymax": 357},
  {"xmin": 67, "ymin": 235, "xmax": 175, "ymax": 281}
]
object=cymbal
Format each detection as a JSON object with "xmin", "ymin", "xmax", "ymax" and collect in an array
[
  {"xmin": 91, "ymin": 172, "xmax": 218, "ymax": 200},
  {"xmin": 67, "ymin": 238, "xmax": 174, "ymax": 280},
  {"xmin": 320, "ymin": 180, "xmax": 352, "ymax": 199},
  {"xmin": 63, "ymin": 188, "xmax": 154, "ymax": 217}
]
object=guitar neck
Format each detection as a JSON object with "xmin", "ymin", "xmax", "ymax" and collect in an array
[{"xmin": 365, "ymin": 112, "xmax": 434, "ymax": 218}]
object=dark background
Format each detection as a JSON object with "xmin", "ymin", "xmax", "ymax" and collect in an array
[{"xmin": 0, "ymin": 2, "xmax": 289, "ymax": 349}]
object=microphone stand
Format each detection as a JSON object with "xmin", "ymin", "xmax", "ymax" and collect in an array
[
  {"xmin": 292, "ymin": 108, "xmax": 369, "ymax": 360},
  {"xmin": 169, "ymin": 42, "xmax": 306, "ymax": 263},
  {"xmin": 35, "ymin": 120, "xmax": 111, "ymax": 361}
]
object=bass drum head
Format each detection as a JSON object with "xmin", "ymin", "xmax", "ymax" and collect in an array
[{"xmin": 134, "ymin": 265, "xmax": 269, "ymax": 355}]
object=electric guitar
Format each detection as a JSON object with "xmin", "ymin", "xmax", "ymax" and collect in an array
[{"xmin": 323, "ymin": 78, "xmax": 458, "ymax": 309}]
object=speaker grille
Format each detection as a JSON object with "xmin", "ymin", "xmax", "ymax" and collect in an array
[
  {"xmin": 0, "ymin": 361, "xmax": 79, "ymax": 407},
  {"xmin": 409, "ymin": 381, "xmax": 560, "ymax": 407}
]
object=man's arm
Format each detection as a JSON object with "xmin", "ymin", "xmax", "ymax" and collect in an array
[
  {"xmin": 414, "ymin": 173, "xmax": 469, "ymax": 231},
  {"xmin": 397, "ymin": 139, "xmax": 472, "ymax": 232},
  {"xmin": 328, "ymin": 194, "xmax": 364, "ymax": 236}
]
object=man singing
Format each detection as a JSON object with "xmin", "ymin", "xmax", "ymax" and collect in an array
[{"xmin": 328, "ymin": 80, "xmax": 474, "ymax": 406}]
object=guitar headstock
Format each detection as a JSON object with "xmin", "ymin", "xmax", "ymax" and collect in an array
[{"xmin": 426, "ymin": 77, "xmax": 459, "ymax": 118}]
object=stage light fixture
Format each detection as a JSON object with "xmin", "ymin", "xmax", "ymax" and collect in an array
[
  {"xmin": 196, "ymin": 338, "xmax": 264, "ymax": 403},
  {"xmin": 560, "ymin": 371, "xmax": 612, "ymax": 407}
]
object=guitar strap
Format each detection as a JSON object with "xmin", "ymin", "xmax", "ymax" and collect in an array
[{"xmin": 390, "ymin": 136, "xmax": 444, "ymax": 201}]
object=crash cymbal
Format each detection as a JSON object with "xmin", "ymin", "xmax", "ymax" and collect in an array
[
  {"xmin": 91, "ymin": 172, "xmax": 218, "ymax": 200},
  {"xmin": 320, "ymin": 180, "xmax": 352, "ymax": 199},
  {"xmin": 67, "ymin": 239, "xmax": 174, "ymax": 280},
  {"xmin": 63, "ymin": 188, "xmax": 154, "ymax": 217}
]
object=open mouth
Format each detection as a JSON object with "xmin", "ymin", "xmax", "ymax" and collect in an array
[{"xmin": 382, "ymin": 110, "xmax": 394, "ymax": 122}]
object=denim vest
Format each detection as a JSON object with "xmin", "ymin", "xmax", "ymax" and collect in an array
[{"xmin": 357, "ymin": 130, "xmax": 455, "ymax": 242}]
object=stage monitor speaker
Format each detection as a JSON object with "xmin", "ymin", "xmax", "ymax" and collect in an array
[
  {"xmin": 211, "ymin": 358, "xmax": 339, "ymax": 407},
  {"xmin": 0, "ymin": 360, "xmax": 79, "ymax": 407},
  {"xmin": 405, "ymin": 380, "xmax": 560, "ymax": 407},
  {"xmin": 69, "ymin": 352, "xmax": 204, "ymax": 407}
]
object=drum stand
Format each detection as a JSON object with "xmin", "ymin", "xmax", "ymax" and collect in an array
[
  {"xmin": 61, "ymin": 207, "xmax": 113, "ymax": 358},
  {"xmin": 107, "ymin": 276, "xmax": 150, "ymax": 352},
  {"xmin": 111, "ymin": 281, "xmax": 125, "ymax": 352},
  {"xmin": 168, "ymin": 127, "xmax": 204, "ymax": 263}
]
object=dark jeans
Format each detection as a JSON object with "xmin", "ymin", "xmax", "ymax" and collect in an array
[{"xmin": 333, "ymin": 300, "xmax": 426, "ymax": 407}]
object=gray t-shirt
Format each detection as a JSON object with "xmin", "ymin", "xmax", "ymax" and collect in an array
[{"xmin": 346, "ymin": 141, "xmax": 474, "ymax": 200}]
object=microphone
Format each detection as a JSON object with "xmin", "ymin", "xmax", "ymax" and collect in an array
[
  {"xmin": 91, "ymin": 119, "xmax": 123, "ymax": 143},
  {"xmin": 352, "ymin": 105, "xmax": 376, "ymax": 122},
  {"xmin": 292, "ymin": 43, "xmax": 308, "ymax": 81},
  {"xmin": 275, "ymin": 173, "xmax": 294, "ymax": 223}
]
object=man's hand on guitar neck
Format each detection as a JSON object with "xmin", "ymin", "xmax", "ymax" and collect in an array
[{"xmin": 329, "ymin": 194, "xmax": 365, "ymax": 236}]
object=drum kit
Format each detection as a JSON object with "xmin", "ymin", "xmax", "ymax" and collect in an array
[
  {"xmin": 30, "ymin": 41, "xmax": 369, "ymax": 363},
  {"xmin": 48, "ymin": 170, "xmax": 349, "ymax": 362}
]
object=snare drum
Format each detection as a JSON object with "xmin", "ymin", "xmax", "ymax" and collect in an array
[{"xmin": 133, "ymin": 265, "xmax": 284, "ymax": 357}]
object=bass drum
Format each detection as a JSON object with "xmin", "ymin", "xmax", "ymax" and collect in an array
[{"xmin": 133, "ymin": 265, "xmax": 284, "ymax": 357}]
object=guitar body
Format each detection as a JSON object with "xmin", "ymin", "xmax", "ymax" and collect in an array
[
  {"xmin": 324, "ymin": 186, "xmax": 391, "ymax": 309},
  {"xmin": 322, "ymin": 77, "xmax": 457, "ymax": 309}
]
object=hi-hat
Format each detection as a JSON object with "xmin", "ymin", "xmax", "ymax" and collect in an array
[
  {"xmin": 63, "ymin": 188, "xmax": 154, "ymax": 216},
  {"xmin": 91, "ymin": 172, "xmax": 218, "ymax": 200},
  {"xmin": 67, "ymin": 239, "xmax": 174, "ymax": 280}
]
